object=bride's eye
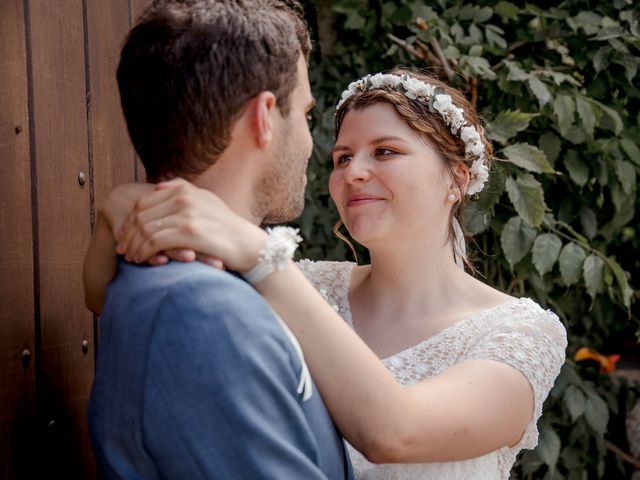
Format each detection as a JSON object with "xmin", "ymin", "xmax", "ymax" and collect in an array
[
  {"xmin": 333, "ymin": 154, "xmax": 352, "ymax": 166},
  {"xmin": 376, "ymin": 147, "xmax": 397, "ymax": 156}
]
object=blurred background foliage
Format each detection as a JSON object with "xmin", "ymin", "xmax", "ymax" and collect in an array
[{"xmin": 295, "ymin": 0, "xmax": 640, "ymax": 477}]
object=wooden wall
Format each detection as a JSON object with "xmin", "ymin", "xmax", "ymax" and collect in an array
[{"xmin": 0, "ymin": 0, "xmax": 151, "ymax": 477}]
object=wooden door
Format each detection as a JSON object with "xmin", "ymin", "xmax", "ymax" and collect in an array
[{"xmin": 0, "ymin": 0, "xmax": 152, "ymax": 477}]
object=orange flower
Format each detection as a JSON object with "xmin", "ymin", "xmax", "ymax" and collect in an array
[{"xmin": 574, "ymin": 347, "xmax": 621, "ymax": 373}]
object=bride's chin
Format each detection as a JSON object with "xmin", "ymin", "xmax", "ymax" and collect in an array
[{"xmin": 344, "ymin": 223, "xmax": 384, "ymax": 248}]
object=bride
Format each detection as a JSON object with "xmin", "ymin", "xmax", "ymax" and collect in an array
[{"xmin": 84, "ymin": 69, "xmax": 567, "ymax": 479}]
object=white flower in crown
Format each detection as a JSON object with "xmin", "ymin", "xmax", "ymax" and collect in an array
[
  {"xmin": 461, "ymin": 126, "xmax": 485, "ymax": 157},
  {"xmin": 402, "ymin": 77, "xmax": 436, "ymax": 99},
  {"xmin": 336, "ymin": 80, "xmax": 361, "ymax": 109},
  {"xmin": 433, "ymin": 94, "xmax": 465, "ymax": 134},
  {"xmin": 369, "ymin": 73, "xmax": 401, "ymax": 89},
  {"xmin": 468, "ymin": 158, "xmax": 490, "ymax": 195}
]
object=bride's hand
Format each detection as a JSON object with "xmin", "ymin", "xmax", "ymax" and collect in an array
[
  {"xmin": 100, "ymin": 182, "xmax": 156, "ymax": 234},
  {"xmin": 116, "ymin": 178, "xmax": 268, "ymax": 272}
]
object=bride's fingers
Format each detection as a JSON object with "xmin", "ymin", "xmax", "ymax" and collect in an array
[
  {"xmin": 165, "ymin": 248, "xmax": 197, "ymax": 263},
  {"xmin": 147, "ymin": 254, "xmax": 170, "ymax": 266},
  {"xmin": 118, "ymin": 197, "xmax": 186, "ymax": 246},
  {"xmin": 155, "ymin": 177, "xmax": 190, "ymax": 191},
  {"xmin": 197, "ymin": 254, "xmax": 224, "ymax": 270},
  {"xmin": 124, "ymin": 209, "xmax": 216, "ymax": 263},
  {"xmin": 127, "ymin": 228, "xmax": 205, "ymax": 264}
]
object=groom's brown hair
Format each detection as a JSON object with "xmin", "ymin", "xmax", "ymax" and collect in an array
[{"xmin": 117, "ymin": 0, "xmax": 311, "ymax": 182}]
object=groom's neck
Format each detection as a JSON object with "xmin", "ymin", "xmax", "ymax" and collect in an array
[{"xmin": 191, "ymin": 151, "xmax": 263, "ymax": 227}]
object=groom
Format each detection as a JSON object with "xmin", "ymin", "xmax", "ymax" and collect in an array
[{"xmin": 88, "ymin": 0, "xmax": 352, "ymax": 478}]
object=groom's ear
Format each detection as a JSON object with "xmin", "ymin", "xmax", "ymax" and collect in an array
[{"xmin": 251, "ymin": 91, "xmax": 278, "ymax": 149}]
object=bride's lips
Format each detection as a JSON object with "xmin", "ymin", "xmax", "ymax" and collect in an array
[{"xmin": 346, "ymin": 193, "xmax": 385, "ymax": 207}]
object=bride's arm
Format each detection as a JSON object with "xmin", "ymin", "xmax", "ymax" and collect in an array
[
  {"xmin": 117, "ymin": 180, "xmax": 538, "ymax": 463},
  {"xmin": 254, "ymin": 264, "xmax": 535, "ymax": 462},
  {"xmin": 83, "ymin": 183, "xmax": 158, "ymax": 313}
]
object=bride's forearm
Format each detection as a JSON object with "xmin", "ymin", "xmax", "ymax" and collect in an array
[
  {"xmin": 83, "ymin": 214, "xmax": 118, "ymax": 314},
  {"xmin": 255, "ymin": 262, "xmax": 421, "ymax": 461}
]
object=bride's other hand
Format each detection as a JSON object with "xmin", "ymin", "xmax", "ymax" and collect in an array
[{"xmin": 116, "ymin": 178, "xmax": 268, "ymax": 272}]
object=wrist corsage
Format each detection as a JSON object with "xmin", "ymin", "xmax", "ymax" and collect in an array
[{"xmin": 242, "ymin": 226, "xmax": 302, "ymax": 286}]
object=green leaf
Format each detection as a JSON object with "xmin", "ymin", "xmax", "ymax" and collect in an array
[
  {"xmin": 567, "ymin": 11, "xmax": 602, "ymax": 35},
  {"xmin": 606, "ymin": 257, "xmax": 634, "ymax": 308},
  {"xmin": 542, "ymin": 71, "xmax": 581, "ymax": 87},
  {"xmin": 564, "ymin": 385, "xmax": 586, "ymax": 421},
  {"xmin": 457, "ymin": 4, "xmax": 478, "ymax": 21},
  {"xmin": 592, "ymin": 26, "xmax": 625, "ymax": 41},
  {"xmin": 592, "ymin": 46, "xmax": 612, "ymax": 73},
  {"xmin": 584, "ymin": 393, "xmax": 609, "ymax": 435},
  {"xmin": 505, "ymin": 173, "xmax": 547, "ymax": 226},
  {"xmin": 488, "ymin": 110, "xmax": 538, "ymax": 145},
  {"xmin": 532, "ymin": 233, "xmax": 562, "ymax": 275},
  {"xmin": 558, "ymin": 242, "xmax": 586, "ymax": 286},
  {"xmin": 539, "ymin": 132, "xmax": 562, "ymax": 165},
  {"xmin": 583, "ymin": 254, "xmax": 605, "ymax": 299},
  {"xmin": 505, "ymin": 60, "xmax": 529, "ymax": 81},
  {"xmin": 590, "ymin": 100, "xmax": 623, "ymax": 134},
  {"xmin": 464, "ymin": 204, "xmax": 492, "ymax": 234},
  {"xmin": 536, "ymin": 426, "xmax": 561, "ymax": 468},
  {"xmin": 485, "ymin": 27, "xmax": 507, "ymax": 49},
  {"xmin": 553, "ymin": 94, "xmax": 576, "ymax": 136},
  {"xmin": 469, "ymin": 24, "xmax": 483, "ymax": 43},
  {"xmin": 527, "ymin": 76, "xmax": 552, "ymax": 107},
  {"xmin": 623, "ymin": 55, "xmax": 638, "ymax": 83},
  {"xmin": 503, "ymin": 143, "xmax": 555, "ymax": 173},
  {"xmin": 575, "ymin": 96, "xmax": 596, "ymax": 137},
  {"xmin": 500, "ymin": 216, "xmax": 537, "ymax": 266},
  {"xmin": 564, "ymin": 150, "xmax": 590, "ymax": 187},
  {"xmin": 580, "ymin": 207, "xmax": 598, "ymax": 239},
  {"xmin": 460, "ymin": 55, "xmax": 496, "ymax": 80},
  {"xmin": 620, "ymin": 138, "xmax": 640, "ymax": 167},
  {"xmin": 495, "ymin": 1, "xmax": 519, "ymax": 19},
  {"xmin": 474, "ymin": 6, "xmax": 493, "ymax": 23},
  {"xmin": 614, "ymin": 159, "xmax": 636, "ymax": 194}
]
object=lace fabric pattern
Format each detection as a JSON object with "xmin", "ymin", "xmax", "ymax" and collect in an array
[{"xmin": 297, "ymin": 259, "xmax": 567, "ymax": 480}]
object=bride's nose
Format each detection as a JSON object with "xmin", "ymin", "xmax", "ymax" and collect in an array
[{"xmin": 343, "ymin": 155, "xmax": 371, "ymax": 184}]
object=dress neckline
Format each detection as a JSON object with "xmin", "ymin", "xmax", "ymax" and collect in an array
[{"xmin": 339, "ymin": 262, "xmax": 530, "ymax": 362}]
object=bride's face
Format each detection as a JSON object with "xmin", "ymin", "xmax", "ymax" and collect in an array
[{"xmin": 329, "ymin": 102, "xmax": 453, "ymax": 248}]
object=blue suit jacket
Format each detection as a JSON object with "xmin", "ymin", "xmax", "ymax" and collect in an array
[{"xmin": 89, "ymin": 260, "xmax": 353, "ymax": 479}]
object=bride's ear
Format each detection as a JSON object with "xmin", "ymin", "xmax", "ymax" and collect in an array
[
  {"xmin": 251, "ymin": 91, "xmax": 278, "ymax": 149},
  {"xmin": 450, "ymin": 162, "xmax": 470, "ymax": 198}
]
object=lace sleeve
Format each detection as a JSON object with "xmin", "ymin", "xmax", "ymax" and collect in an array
[{"xmin": 460, "ymin": 299, "xmax": 567, "ymax": 450}]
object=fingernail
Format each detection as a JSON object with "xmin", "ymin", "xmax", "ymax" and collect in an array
[{"xmin": 116, "ymin": 243, "xmax": 125, "ymax": 254}]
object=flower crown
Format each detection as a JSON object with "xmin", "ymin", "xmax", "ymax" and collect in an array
[{"xmin": 336, "ymin": 73, "xmax": 490, "ymax": 196}]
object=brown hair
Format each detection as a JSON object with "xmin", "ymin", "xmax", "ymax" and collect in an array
[
  {"xmin": 334, "ymin": 68, "xmax": 493, "ymax": 267},
  {"xmin": 117, "ymin": 0, "xmax": 311, "ymax": 182}
]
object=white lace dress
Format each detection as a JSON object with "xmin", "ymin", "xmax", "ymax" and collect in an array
[{"xmin": 297, "ymin": 259, "xmax": 567, "ymax": 480}]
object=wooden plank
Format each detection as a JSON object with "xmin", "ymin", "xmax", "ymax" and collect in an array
[
  {"xmin": 0, "ymin": 1, "xmax": 37, "ymax": 478},
  {"xmin": 85, "ymin": 0, "xmax": 136, "ymax": 212},
  {"xmin": 27, "ymin": 0, "xmax": 95, "ymax": 476},
  {"xmin": 131, "ymin": 0, "xmax": 153, "ymax": 24}
]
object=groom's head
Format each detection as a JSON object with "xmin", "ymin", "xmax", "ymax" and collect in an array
[{"xmin": 117, "ymin": 0, "xmax": 314, "ymax": 222}]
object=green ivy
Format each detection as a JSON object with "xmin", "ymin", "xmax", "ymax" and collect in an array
[{"xmin": 297, "ymin": 0, "xmax": 640, "ymax": 477}]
